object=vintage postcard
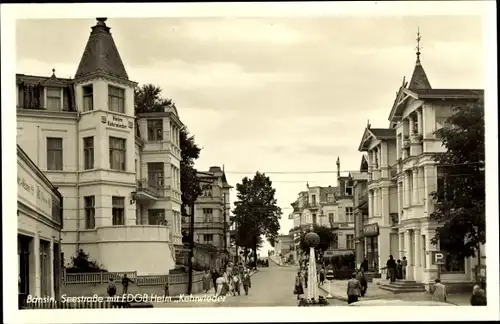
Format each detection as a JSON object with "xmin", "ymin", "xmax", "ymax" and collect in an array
[{"xmin": 1, "ymin": 1, "xmax": 498, "ymax": 323}]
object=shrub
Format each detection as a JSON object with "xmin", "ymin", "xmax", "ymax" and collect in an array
[{"xmin": 65, "ymin": 249, "xmax": 107, "ymax": 273}]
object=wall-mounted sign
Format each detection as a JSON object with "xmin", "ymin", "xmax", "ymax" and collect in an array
[
  {"xmin": 102, "ymin": 115, "xmax": 132, "ymax": 130},
  {"xmin": 363, "ymin": 223, "xmax": 379, "ymax": 237},
  {"xmin": 18, "ymin": 163, "xmax": 58, "ymax": 219}
]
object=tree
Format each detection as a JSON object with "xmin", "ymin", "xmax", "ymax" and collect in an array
[
  {"xmin": 134, "ymin": 84, "xmax": 203, "ymax": 215},
  {"xmin": 298, "ymin": 225, "xmax": 337, "ymax": 258},
  {"xmin": 66, "ymin": 249, "xmax": 106, "ymax": 273},
  {"xmin": 430, "ymin": 99, "xmax": 485, "ymax": 259},
  {"xmin": 232, "ymin": 172, "xmax": 282, "ymax": 267}
]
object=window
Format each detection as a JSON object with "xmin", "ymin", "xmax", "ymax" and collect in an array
[
  {"xmin": 109, "ymin": 137, "xmax": 126, "ymax": 170},
  {"xmin": 203, "ymin": 185, "xmax": 213, "ymax": 197},
  {"xmin": 47, "ymin": 138, "xmax": 63, "ymax": 170},
  {"xmin": 327, "ymin": 193, "xmax": 335, "ymax": 202},
  {"xmin": 147, "ymin": 162, "xmax": 164, "ymax": 188},
  {"xmin": 46, "ymin": 87, "xmax": 61, "ymax": 111},
  {"xmin": 345, "ymin": 186, "xmax": 353, "ymax": 196},
  {"xmin": 148, "ymin": 209, "xmax": 165, "ymax": 225},
  {"xmin": 436, "ymin": 167, "xmax": 454, "ymax": 203},
  {"xmin": 83, "ymin": 137, "xmax": 94, "ymax": 170},
  {"xmin": 112, "ymin": 197, "xmax": 125, "ymax": 225},
  {"xmin": 328, "ymin": 213, "xmax": 334, "ymax": 224},
  {"xmin": 346, "ymin": 234, "xmax": 354, "ymax": 249},
  {"xmin": 311, "ymin": 194, "xmax": 316, "ymax": 205},
  {"xmin": 203, "ymin": 234, "xmax": 214, "ymax": 243},
  {"xmin": 345, "ymin": 207, "xmax": 354, "ymax": 222},
  {"xmin": 82, "ymin": 85, "xmax": 93, "ymax": 111},
  {"xmin": 84, "ymin": 196, "xmax": 95, "ymax": 229},
  {"xmin": 147, "ymin": 120, "xmax": 163, "ymax": 141},
  {"xmin": 52, "ymin": 198, "xmax": 62, "ymax": 224},
  {"xmin": 203, "ymin": 208, "xmax": 213, "ymax": 222},
  {"xmin": 108, "ymin": 85, "xmax": 125, "ymax": 113},
  {"xmin": 312, "ymin": 213, "xmax": 317, "ymax": 225},
  {"xmin": 330, "ymin": 234, "xmax": 339, "ymax": 249}
]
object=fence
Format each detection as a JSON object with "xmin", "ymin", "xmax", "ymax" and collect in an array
[{"xmin": 63, "ymin": 270, "xmax": 204, "ymax": 287}]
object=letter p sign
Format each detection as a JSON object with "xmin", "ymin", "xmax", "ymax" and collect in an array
[{"xmin": 432, "ymin": 251, "xmax": 446, "ymax": 265}]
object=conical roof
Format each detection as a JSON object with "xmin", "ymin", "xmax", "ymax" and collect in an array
[
  {"xmin": 75, "ymin": 18, "xmax": 129, "ymax": 80},
  {"xmin": 407, "ymin": 55, "xmax": 431, "ymax": 90}
]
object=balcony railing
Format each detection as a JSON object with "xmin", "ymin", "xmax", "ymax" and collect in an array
[
  {"xmin": 136, "ymin": 178, "xmax": 164, "ymax": 198},
  {"xmin": 304, "ymin": 202, "xmax": 319, "ymax": 209}
]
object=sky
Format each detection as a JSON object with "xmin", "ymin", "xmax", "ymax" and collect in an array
[{"xmin": 16, "ymin": 13, "xmax": 485, "ymax": 253}]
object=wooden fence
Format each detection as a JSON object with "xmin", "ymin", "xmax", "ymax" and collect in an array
[{"xmin": 63, "ymin": 270, "xmax": 204, "ymax": 287}]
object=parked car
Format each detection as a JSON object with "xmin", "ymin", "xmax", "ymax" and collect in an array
[{"xmin": 349, "ymin": 299, "xmax": 453, "ymax": 306}]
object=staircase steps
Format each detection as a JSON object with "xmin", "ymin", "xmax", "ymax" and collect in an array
[{"xmin": 379, "ymin": 280, "xmax": 426, "ymax": 294}]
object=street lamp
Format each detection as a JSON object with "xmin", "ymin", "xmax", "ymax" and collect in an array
[{"xmin": 303, "ymin": 225, "xmax": 320, "ymax": 301}]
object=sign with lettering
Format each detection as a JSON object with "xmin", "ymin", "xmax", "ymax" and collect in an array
[
  {"xmin": 431, "ymin": 251, "xmax": 447, "ymax": 265},
  {"xmin": 103, "ymin": 115, "xmax": 131, "ymax": 130},
  {"xmin": 363, "ymin": 223, "xmax": 379, "ymax": 237},
  {"xmin": 17, "ymin": 162, "xmax": 57, "ymax": 219}
]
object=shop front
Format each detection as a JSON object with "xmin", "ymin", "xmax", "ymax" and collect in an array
[
  {"xmin": 363, "ymin": 223, "xmax": 379, "ymax": 271},
  {"xmin": 17, "ymin": 145, "xmax": 63, "ymax": 305}
]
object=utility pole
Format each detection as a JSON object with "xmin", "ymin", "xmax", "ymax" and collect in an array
[{"xmin": 187, "ymin": 202, "xmax": 195, "ymax": 294}]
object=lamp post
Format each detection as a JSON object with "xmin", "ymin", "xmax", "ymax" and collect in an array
[{"xmin": 304, "ymin": 225, "xmax": 320, "ymax": 301}]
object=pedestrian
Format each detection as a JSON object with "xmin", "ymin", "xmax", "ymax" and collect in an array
[
  {"xmin": 164, "ymin": 281, "xmax": 169, "ymax": 296},
  {"xmin": 107, "ymin": 278, "xmax": 117, "ymax": 297},
  {"xmin": 401, "ymin": 256, "xmax": 408, "ymax": 280},
  {"xmin": 202, "ymin": 270, "xmax": 211, "ymax": 293},
  {"xmin": 303, "ymin": 269, "xmax": 309, "ymax": 289},
  {"xmin": 430, "ymin": 279, "xmax": 447, "ymax": 302},
  {"xmin": 386, "ymin": 255, "xmax": 397, "ymax": 283},
  {"xmin": 346, "ymin": 272, "xmax": 361, "ymax": 304},
  {"xmin": 215, "ymin": 273, "xmax": 227, "ymax": 297},
  {"xmin": 211, "ymin": 269, "xmax": 218, "ymax": 291},
  {"xmin": 356, "ymin": 269, "xmax": 368, "ymax": 297},
  {"xmin": 361, "ymin": 257, "xmax": 369, "ymax": 272},
  {"xmin": 121, "ymin": 274, "xmax": 133, "ymax": 295},
  {"xmin": 294, "ymin": 271, "xmax": 304, "ymax": 300},
  {"xmin": 242, "ymin": 269, "xmax": 252, "ymax": 295},
  {"xmin": 470, "ymin": 285, "xmax": 487, "ymax": 306},
  {"xmin": 396, "ymin": 259, "xmax": 403, "ymax": 280},
  {"xmin": 232, "ymin": 272, "xmax": 241, "ymax": 296},
  {"xmin": 319, "ymin": 268, "xmax": 325, "ymax": 286}
]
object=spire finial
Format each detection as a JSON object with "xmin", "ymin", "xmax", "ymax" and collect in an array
[
  {"xmin": 415, "ymin": 27, "xmax": 422, "ymax": 62},
  {"xmin": 96, "ymin": 18, "xmax": 107, "ymax": 26},
  {"xmin": 51, "ymin": 68, "xmax": 56, "ymax": 76},
  {"xmin": 367, "ymin": 119, "xmax": 371, "ymax": 128}
]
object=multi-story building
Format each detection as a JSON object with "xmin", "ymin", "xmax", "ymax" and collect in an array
[
  {"xmin": 288, "ymin": 169, "xmax": 356, "ymax": 259},
  {"xmin": 181, "ymin": 166, "xmax": 232, "ymax": 268},
  {"xmin": 351, "ymin": 155, "xmax": 369, "ymax": 268},
  {"xmin": 359, "ymin": 43, "xmax": 484, "ymax": 286},
  {"xmin": 16, "ymin": 18, "xmax": 183, "ymax": 275},
  {"xmin": 275, "ymin": 234, "xmax": 295, "ymax": 262},
  {"xmin": 357, "ymin": 124, "xmax": 399, "ymax": 272},
  {"xmin": 18, "ymin": 145, "xmax": 63, "ymax": 302}
]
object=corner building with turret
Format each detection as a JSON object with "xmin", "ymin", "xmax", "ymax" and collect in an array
[{"xmin": 16, "ymin": 18, "xmax": 183, "ymax": 275}]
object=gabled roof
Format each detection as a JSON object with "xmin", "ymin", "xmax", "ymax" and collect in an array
[
  {"xmin": 16, "ymin": 73, "xmax": 72, "ymax": 86},
  {"xmin": 358, "ymin": 127, "xmax": 396, "ymax": 152},
  {"xmin": 75, "ymin": 18, "xmax": 129, "ymax": 80},
  {"xmin": 360, "ymin": 154, "xmax": 368, "ymax": 172}
]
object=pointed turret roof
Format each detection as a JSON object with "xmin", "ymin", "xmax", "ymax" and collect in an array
[
  {"xmin": 75, "ymin": 18, "xmax": 129, "ymax": 80},
  {"xmin": 407, "ymin": 28, "xmax": 431, "ymax": 90}
]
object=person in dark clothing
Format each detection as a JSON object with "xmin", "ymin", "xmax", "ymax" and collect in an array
[
  {"xmin": 121, "ymin": 274, "xmax": 134, "ymax": 295},
  {"xmin": 396, "ymin": 260, "xmax": 403, "ymax": 280},
  {"xmin": 346, "ymin": 273, "xmax": 361, "ymax": 304},
  {"xmin": 361, "ymin": 258, "xmax": 369, "ymax": 272},
  {"xmin": 386, "ymin": 255, "xmax": 397, "ymax": 282},
  {"xmin": 470, "ymin": 285, "xmax": 487, "ymax": 306},
  {"xmin": 211, "ymin": 269, "xmax": 219, "ymax": 290},
  {"xmin": 356, "ymin": 269, "xmax": 368, "ymax": 297},
  {"xmin": 107, "ymin": 278, "xmax": 117, "ymax": 297}
]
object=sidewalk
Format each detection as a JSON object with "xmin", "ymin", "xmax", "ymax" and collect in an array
[
  {"xmin": 318, "ymin": 280, "xmax": 471, "ymax": 305},
  {"xmin": 150, "ymin": 269, "xmax": 259, "ymax": 307}
]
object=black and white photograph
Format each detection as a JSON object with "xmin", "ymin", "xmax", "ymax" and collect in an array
[{"xmin": 1, "ymin": 1, "xmax": 498, "ymax": 323}]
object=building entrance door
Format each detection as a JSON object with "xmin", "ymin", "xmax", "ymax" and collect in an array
[
  {"xmin": 18, "ymin": 235, "xmax": 31, "ymax": 307},
  {"xmin": 366, "ymin": 236, "xmax": 379, "ymax": 271}
]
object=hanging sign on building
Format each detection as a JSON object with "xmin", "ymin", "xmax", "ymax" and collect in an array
[{"xmin": 363, "ymin": 223, "xmax": 379, "ymax": 237}]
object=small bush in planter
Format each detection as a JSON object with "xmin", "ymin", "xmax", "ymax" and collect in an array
[{"xmin": 298, "ymin": 296, "xmax": 329, "ymax": 307}]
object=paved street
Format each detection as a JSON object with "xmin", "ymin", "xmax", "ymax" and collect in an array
[{"xmin": 153, "ymin": 262, "xmax": 344, "ymax": 307}]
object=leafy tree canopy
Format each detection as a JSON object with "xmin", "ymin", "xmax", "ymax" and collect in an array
[
  {"xmin": 134, "ymin": 84, "xmax": 202, "ymax": 214},
  {"xmin": 430, "ymin": 99, "xmax": 485, "ymax": 258},
  {"xmin": 298, "ymin": 225, "xmax": 337, "ymax": 256},
  {"xmin": 232, "ymin": 172, "xmax": 282, "ymax": 263}
]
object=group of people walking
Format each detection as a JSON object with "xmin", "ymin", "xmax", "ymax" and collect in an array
[
  {"xmin": 203, "ymin": 262, "xmax": 252, "ymax": 297},
  {"xmin": 384, "ymin": 255, "xmax": 408, "ymax": 282}
]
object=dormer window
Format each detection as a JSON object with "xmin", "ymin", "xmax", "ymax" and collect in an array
[
  {"xmin": 147, "ymin": 119, "xmax": 163, "ymax": 141},
  {"xmin": 46, "ymin": 87, "xmax": 62, "ymax": 111},
  {"xmin": 83, "ymin": 85, "xmax": 93, "ymax": 111},
  {"xmin": 345, "ymin": 186, "xmax": 353, "ymax": 196},
  {"xmin": 108, "ymin": 85, "xmax": 125, "ymax": 113}
]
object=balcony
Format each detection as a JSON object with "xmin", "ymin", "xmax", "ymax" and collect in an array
[
  {"xmin": 97, "ymin": 225, "xmax": 170, "ymax": 243},
  {"xmin": 136, "ymin": 178, "xmax": 164, "ymax": 201},
  {"xmin": 390, "ymin": 213, "xmax": 399, "ymax": 227},
  {"xmin": 304, "ymin": 202, "xmax": 320, "ymax": 209},
  {"xmin": 390, "ymin": 165, "xmax": 398, "ymax": 180},
  {"xmin": 181, "ymin": 220, "xmax": 226, "ymax": 231}
]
